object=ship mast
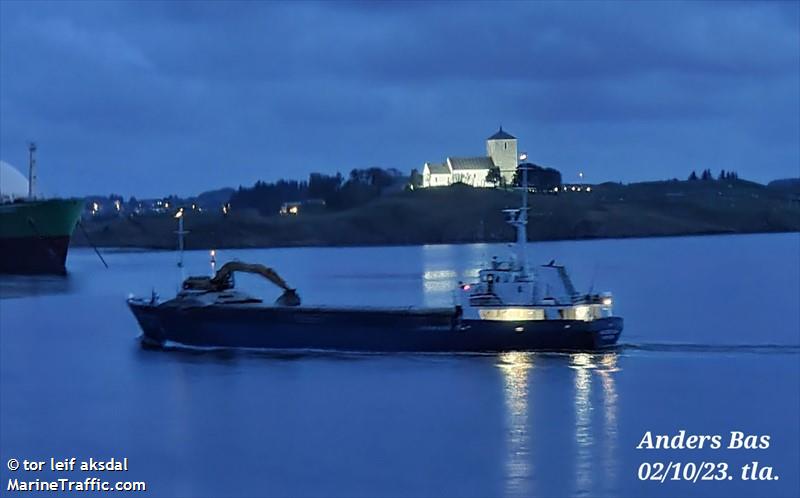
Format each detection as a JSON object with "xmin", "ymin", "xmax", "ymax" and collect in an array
[
  {"xmin": 174, "ymin": 208, "xmax": 188, "ymax": 269},
  {"xmin": 503, "ymin": 157, "xmax": 529, "ymax": 277},
  {"xmin": 517, "ymin": 162, "xmax": 528, "ymax": 276},
  {"xmin": 28, "ymin": 142, "xmax": 37, "ymax": 199}
]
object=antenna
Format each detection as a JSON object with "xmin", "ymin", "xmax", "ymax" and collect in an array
[
  {"xmin": 28, "ymin": 142, "xmax": 37, "ymax": 199},
  {"xmin": 587, "ymin": 263, "xmax": 598, "ymax": 295}
]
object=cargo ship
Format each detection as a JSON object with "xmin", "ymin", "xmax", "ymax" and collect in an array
[
  {"xmin": 0, "ymin": 145, "xmax": 84, "ymax": 275},
  {"xmin": 128, "ymin": 167, "xmax": 623, "ymax": 352}
]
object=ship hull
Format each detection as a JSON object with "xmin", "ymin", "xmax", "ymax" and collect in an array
[
  {"xmin": 0, "ymin": 199, "xmax": 83, "ymax": 274},
  {"xmin": 0, "ymin": 235, "xmax": 72, "ymax": 275},
  {"xmin": 128, "ymin": 301, "xmax": 623, "ymax": 352}
]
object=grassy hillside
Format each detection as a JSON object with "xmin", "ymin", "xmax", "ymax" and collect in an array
[{"xmin": 74, "ymin": 179, "xmax": 800, "ymax": 249}]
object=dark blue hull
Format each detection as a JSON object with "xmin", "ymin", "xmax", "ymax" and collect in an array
[
  {"xmin": 127, "ymin": 301, "xmax": 622, "ymax": 353},
  {"xmin": 0, "ymin": 235, "xmax": 71, "ymax": 275}
]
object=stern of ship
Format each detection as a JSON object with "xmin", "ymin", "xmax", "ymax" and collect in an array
[{"xmin": 589, "ymin": 316, "xmax": 624, "ymax": 349}]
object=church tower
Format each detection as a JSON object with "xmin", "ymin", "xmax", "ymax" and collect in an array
[{"xmin": 486, "ymin": 127, "xmax": 518, "ymax": 185}]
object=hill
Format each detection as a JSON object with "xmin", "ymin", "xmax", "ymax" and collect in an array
[
  {"xmin": 74, "ymin": 179, "xmax": 800, "ymax": 249},
  {"xmin": 194, "ymin": 187, "xmax": 234, "ymax": 206},
  {"xmin": 768, "ymin": 178, "xmax": 800, "ymax": 194}
]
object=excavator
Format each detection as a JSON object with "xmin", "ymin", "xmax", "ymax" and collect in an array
[{"xmin": 181, "ymin": 261, "xmax": 301, "ymax": 306}]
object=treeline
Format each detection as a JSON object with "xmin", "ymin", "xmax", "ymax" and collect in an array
[
  {"xmin": 512, "ymin": 163, "xmax": 562, "ymax": 189},
  {"xmin": 689, "ymin": 169, "xmax": 739, "ymax": 181},
  {"xmin": 230, "ymin": 167, "xmax": 406, "ymax": 215},
  {"xmin": 474, "ymin": 163, "xmax": 562, "ymax": 189}
]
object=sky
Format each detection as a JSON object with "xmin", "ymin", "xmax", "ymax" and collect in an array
[{"xmin": 1, "ymin": 1, "xmax": 798, "ymax": 198}]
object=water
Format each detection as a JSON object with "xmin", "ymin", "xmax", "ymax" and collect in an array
[{"xmin": 1, "ymin": 233, "xmax": 798, "ymax": 498}]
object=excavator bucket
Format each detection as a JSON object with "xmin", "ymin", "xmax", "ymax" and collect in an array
[{"xmin": 275, "ymin": 289, "xmax": 301, "ymax": 307}]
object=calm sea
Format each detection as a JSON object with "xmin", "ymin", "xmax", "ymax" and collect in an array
[{"xmin": 1, "ymin": 233, "xmax": 798, "ymax": 498}]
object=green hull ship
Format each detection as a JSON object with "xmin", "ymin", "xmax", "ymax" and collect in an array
[{"xmin": 0, "ymin": 199, "xmax": 84, "ymax": 274}]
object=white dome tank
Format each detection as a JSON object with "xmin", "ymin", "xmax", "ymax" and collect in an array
[{"xmin": 0, "ymin": 161, "xmax": 30, "ymax": 201}]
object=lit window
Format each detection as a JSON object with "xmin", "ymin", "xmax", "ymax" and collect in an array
[
  {"xmin": 574, "ymin": 305, "xmax": 592, "ymax": 321},
  {"xmin": 478, "ymin": 308, "xmax": 546, "ymax": 321}
]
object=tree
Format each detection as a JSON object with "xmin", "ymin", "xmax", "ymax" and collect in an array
[
  {"xmin": 348, "ymin": 167, "xmax": 394, "ymax": 190},
  {"xmin": 513, "ymin": 163, "xmax": 561, "ymax": 189},
  {"xmin": 229, "ymin": 167, "xmax": 404, "ymax": 214},
  {"xmin": 308, "ymin": 172, "xmax": 342, "ymax": 200},
  {"xmin": 701, "ymin": 169, "xmax": 712, "ymax": 181},
  {"xmin": 485, "ymin": 166, "xmax": 502, "ymax": 186},
  {"xmin": 719, "ymin": 169, "xmax": 726, "ymax": 180},
  {"xmin": 688, "ymin": 171, "xmax": 698, "ymax": 181},
  {"xmin": 229, "ymin": 179, "xmax": 306, "ymax": 215},
  {"xmin": 409, "ymin": 168, "xmax": 423, "ymax": 189}
]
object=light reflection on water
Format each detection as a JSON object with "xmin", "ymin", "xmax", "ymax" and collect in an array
[
  {"xmin": 0, "ymin": 274, "xmax": 74, "ymax": 299},
  {"xmin": 598, "ymin": 354, "xmax": 619, "ymax": 488},
  {"xmin": 421, "ymin": 245, "xmax": 483, "ymax": 307},
  {"xmin": 422, "ymin": 269, "xmax": 457, "ymax": 295},
  {"xmin": 497, "ymin": 352, "xmax": 619, "ymax": 498},
  {"xmin": 570, "ymin": 352, "xmax": 619, "ymax": 496},
  {"xmin": 497, "ymin": 351, "xmax": 534, "ymax": 498},
  {"xmin": 572, "ymin": 353, "xmax": 595, "ymax": 494},
  {"xmin": 421, "ymin": 268, "xmax": 480, "ymax": 297}
]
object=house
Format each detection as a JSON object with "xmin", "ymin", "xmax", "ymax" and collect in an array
[
  {"xmin": 421, "ymin": 127, "xmax": 519, "ymax": 188},
  {"xmin": 279, "ymin": 198, "xmax": 326, "ymax": 215}
]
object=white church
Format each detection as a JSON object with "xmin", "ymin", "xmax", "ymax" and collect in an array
[{"xmin": 421, "ymin": 127, "xmax": 518, "ymax": 188}]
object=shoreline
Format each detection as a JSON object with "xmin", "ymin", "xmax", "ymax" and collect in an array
[{"xmin": 72, "ymin": 227, "xmax": 799, "ymax": 252}]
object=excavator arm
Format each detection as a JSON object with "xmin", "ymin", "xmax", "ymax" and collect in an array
[
  {"xmin": 187, "ymin": 261, "xmax": 301, "ymax": 306},
  {"xmin": 211, "ymin": 261, "xmax": 293, "ymax": 291}
]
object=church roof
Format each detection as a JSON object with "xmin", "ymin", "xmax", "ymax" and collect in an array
[
  {"xmin": 425, "ymin": 162, "xmax": 450, "ymax": 175},
  {"xmin": 487, "ymin": 126, "xmax": 516, "ymax": 140},
  {"xmin": 448, "ymin": 156, "xmax": 494, "ymax": 170}
]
